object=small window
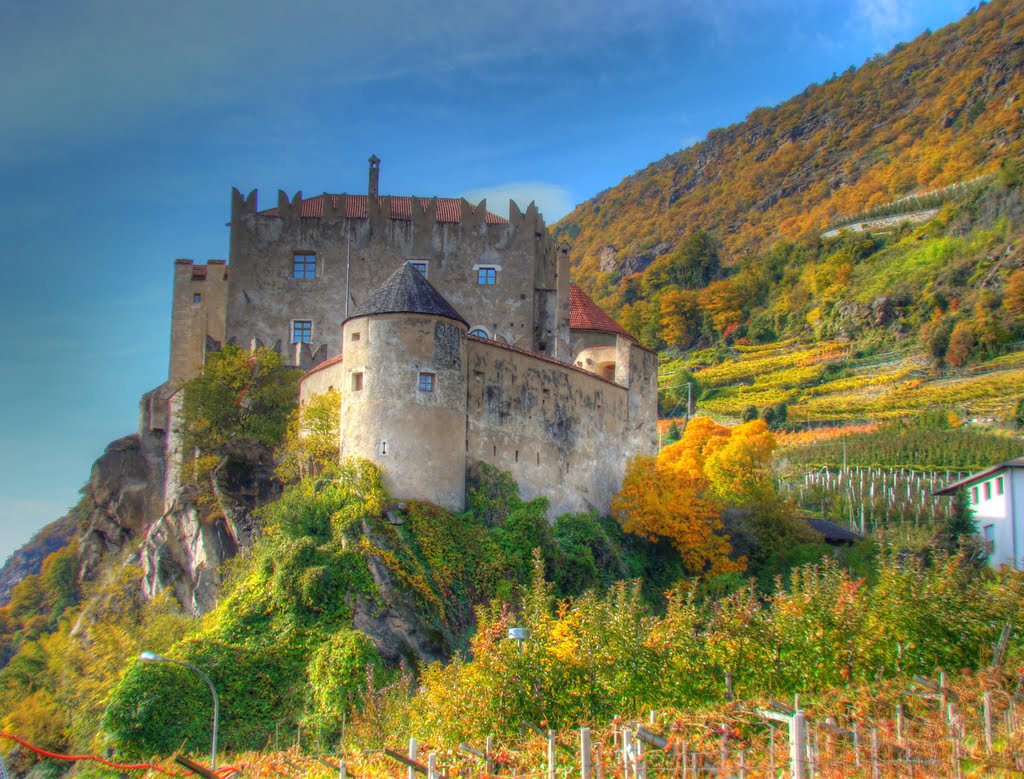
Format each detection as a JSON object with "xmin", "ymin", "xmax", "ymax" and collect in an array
[
  {"xmin": 983, "ymin": 524, "xmax": 995, "ymax": 555},
  {"xmin": 351, "ymin": 331, "xmax": 361, "ymax": 342},
  {"xmin": 983, "ymin": 482, "xmax": 992, "ymax": 501},
  {"xmin": 410, "ymin": 261, "xmax": 428, "ymax": 276},
  {"xmin": 292, "ymin": 320, "xmax": 312, "ymax": 343},
  {"xmin": 351, "ymin": 372, "xmax": 363, "ymax": 391},
  {"xmin": 477, "ymin": 267, "xmax": 496, "ymax": 285},
  {"xmin": 193, "ymin": 293, "xmax": 202, "ymax": 303},
  {"xmin": 293, "ymin": 253, "xmax": 316, "ymax": 279},
  {"xmin": 470, "ymin": 328, "xmax": 489, "ymax": 338},
  {"xmin": 971, "ymin": 486, "xmax": 979, "ymax": 504},
  {"xmin": 418, "ymin": 373, "xmax": 435, "ymax": 392},
  {"xmin": 996, "ymin": 476, "xmax": 1004, "ymax": 495}
]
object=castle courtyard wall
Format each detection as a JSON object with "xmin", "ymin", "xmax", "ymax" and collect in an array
[{"xmin": 465, "ymin": 338, "xmax": 654, "ymax": 518}]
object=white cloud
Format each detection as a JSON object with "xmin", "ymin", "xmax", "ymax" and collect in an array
[
  {"xmin": 460, "ymin": 182, "xmax": 575, "ymax": 223},
  {"xmin": 854, "ymin": 0, "xmax": 914, "ymax": 38}
]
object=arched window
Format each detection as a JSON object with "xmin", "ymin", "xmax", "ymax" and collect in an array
[{"xmin": 470, "ymin": 327, "xmax": 490, "ymax": 339}]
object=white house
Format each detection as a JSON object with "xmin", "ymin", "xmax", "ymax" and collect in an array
[{"xmin": 934, "ymin": 457, "xmax": 1024, "ymax": 570}]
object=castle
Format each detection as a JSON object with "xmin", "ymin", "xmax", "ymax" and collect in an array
[{"xmin": 145, "ymin": 157, "xmax": 658, "ymax": 517}]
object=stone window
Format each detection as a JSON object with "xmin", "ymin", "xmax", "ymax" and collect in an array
[
  {"xmin": 351, "ymin": 372, "xmax": 364, "ymax": 391},
  {"xmin": 293, "ymin": 253, "xmax": 316, "ymax": 279},
  {"xmin": 351, "ymin": 331, "xmax": 361, "ymax": 342},
  {"xmin": 477, "ymin": 267, "xmax": 497, "ymax": 285},
  {"xmin": 410, "ymin": 261, "xmax": 428, "ymax": 277},
  {"xmin": 418, "ymin": 372, "xmax": 435, "ymax": 392},
  {"xmin": 292, "ymin": 320, "xmax": 312, "ymax": 343},
  {"xmin": 193, "ymin": 293, "xmax": 202, "ymax": 303}
]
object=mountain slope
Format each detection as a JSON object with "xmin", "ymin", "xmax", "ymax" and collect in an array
[{"xmin": 556, "ymin": 0, "xmax": 1024, "ymax": 299}]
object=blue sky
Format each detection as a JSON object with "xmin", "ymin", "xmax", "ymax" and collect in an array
[{"xmin": 0, "ymin": 0, "xmax": 978, "ymax": 563}]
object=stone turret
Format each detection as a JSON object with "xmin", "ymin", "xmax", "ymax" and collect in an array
[{"xmin": 339, "ymin": 263, "xmax": 469, "ymax": 509}]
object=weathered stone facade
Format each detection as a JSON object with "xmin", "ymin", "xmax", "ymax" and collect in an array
[
  {"xmin": 138, "ymin": 159, "xmax": 657, "ymax": 607},
  {"xmin": 301, "ymin": 259, "xmax": 658, "ymax": 517}
]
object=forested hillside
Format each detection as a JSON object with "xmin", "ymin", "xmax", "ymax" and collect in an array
[{"xmin": 556, "ymin": 0, "xmax": 1024, "ymax": 376}]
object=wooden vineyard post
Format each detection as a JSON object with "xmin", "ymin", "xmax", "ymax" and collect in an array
[
  {"xmin": 548, "ymin": 730, "xmax": 556, "ymax": 779},
  {"xmin": 409, "ymin": 738, "xmax": 418, "ymax": 779},
  {"xmin": 792, "ymin": 710, "xmax": 808, "ymax": 779},
  {"xmin": 719, "ymin": 723, "xmax": 728, "ymax": 779},
  {"xmin": 486, "ymin": 736, "xmax": 494, "ymax": 775},
  {"xmin": 622, "ymin": 728, "xmax": 633, "ymax": 779},
  {"xmin": 983, "ymin": 691, "xmax": 994, "ymax": 755},
  {"xmin": 580, "ymin": 727, "xmax": 593, "ymax": 779}
]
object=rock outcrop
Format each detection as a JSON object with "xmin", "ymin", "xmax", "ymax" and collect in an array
[
  {"xmin": 77, "ymin": 432, "xmax": 166, "ymax": 582},
  {"xmin": 141, "ymin": 441, "xmax": 280, "ymax": 615}
]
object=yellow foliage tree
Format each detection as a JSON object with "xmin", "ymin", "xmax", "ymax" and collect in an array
[
  {"xmin": 704, "ymin": 419, "xmax": 777, "ymax": 504},
  {"xmin": 613, "ymin": 454, "xmax": 740, "ymax": 577}
]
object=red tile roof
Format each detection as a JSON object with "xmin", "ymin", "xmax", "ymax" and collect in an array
[
  {"xmin": 569, "ymin": 283, "xmax": 634, "ymax": 339},
  {"xmin": 260, "ymin": 194, "xmax": 508, "ymax": 224}
]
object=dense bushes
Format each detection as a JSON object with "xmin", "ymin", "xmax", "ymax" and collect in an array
[{"xmin": 407, "ymin": 552, "xmax": 1024, "ymax": 745}]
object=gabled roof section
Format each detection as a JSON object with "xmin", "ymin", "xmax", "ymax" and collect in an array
[
  {"xmin": 569, "ymin": 282, "xmax": 634, "ymax": 340},
  {"xmin": 259, "ymin": 194, "xmax": 509, "ymax": 224},
  {"xmin": 933, "ymin": 457, "xmax": 1024, "ymax": 495},
  {"xmin": 347, "ymin": 262, "xmax": 468, "ymax": 326}
]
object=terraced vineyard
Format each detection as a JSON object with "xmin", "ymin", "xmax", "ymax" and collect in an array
[{"xmin": 664, "ymin": 341, "xmax": 1024, "ymax": 425}]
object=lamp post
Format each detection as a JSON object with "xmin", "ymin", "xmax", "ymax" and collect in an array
[{"xmin": 139, "ymin": 652, "xmax": 219, "ymax": 771}]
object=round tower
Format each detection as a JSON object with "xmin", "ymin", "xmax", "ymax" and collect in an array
[{"xmin": 340, "ymin": 262, "xmax": 468, "ymax": 510}]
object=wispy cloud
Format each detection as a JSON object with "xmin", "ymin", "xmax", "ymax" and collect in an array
[
  {"xmin": 0, "ymin": 0, "xmax": 749, "ymax": 163},
  {"xmin": 460, "ymin": 182, "xmax": 574, "ymax": 223},
  {"xmin": 854, "ymin": 0, "xmax": 914, "ymax": 39}
]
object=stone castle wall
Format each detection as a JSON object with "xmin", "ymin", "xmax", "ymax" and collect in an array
[
  {"xmin": 339, "ymin": 313, "xmax": 469, "ymax": 510},
  {"xmin": 224, "ymin": 189, "xmax": 564, "ymax": 371},
  {"xmin": 300, "ymin": 317, "xmax": 658, "ymax": 517}
]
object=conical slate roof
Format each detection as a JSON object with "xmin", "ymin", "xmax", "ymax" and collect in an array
[{"xmin": 347, "ymin": 262, "xmax": 468, "ymax": 326}]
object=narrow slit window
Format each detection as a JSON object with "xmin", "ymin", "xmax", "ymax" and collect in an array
[
  {"xmin": 351, "ymin": 372, "xmax": 363, "ymax": 391},
  {"xmin": 971, "ymin": 486, "xmax": 979, "ymax": 504},
  {"xmin": 515, "ymin": 450, "xmax": 519, "ymax": 462},
  {"xmin": 418, "ymin": 373, "xmax": 435, "ymax": 392},
  {"xmin": 983, "ymin": 482, "xmax": 991, "ymax": 501},
  {"xmin": 996, "ymin": 476, "xmax": 1004, "ymax": 495}
]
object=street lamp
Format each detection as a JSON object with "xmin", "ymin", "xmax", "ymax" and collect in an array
[{"xmin": 139, "ymin": 652, "xmax": 219, "ymax": 770}]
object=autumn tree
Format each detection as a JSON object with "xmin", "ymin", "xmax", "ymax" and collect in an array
[
  {"xmin": 276, "ymin": 388, "xmax": 342, "ymax": 483},
  {"xmin": 612, "ymin": 454, "xmax": 740, "ymax": 577},
  {"xmin": 945, "ymin": 320, "xmax": 976, "ymax": 368}
]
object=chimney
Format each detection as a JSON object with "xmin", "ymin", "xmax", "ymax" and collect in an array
[{"xmin": 368, "ymin": 154, "xmax": 380, "ymax": 197}]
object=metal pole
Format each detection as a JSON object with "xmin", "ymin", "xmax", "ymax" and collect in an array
[
  {"xmin": 345, "ymin": 226, "xmax": 351, "ymax": 319},
  {"xmin": 139, "ymin": 653, "xmax": 218, "ymax": 771}
]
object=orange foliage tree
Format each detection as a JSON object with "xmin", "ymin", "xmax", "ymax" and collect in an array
[{"xmin": 612, "ymin": 417, "xmax": 745, "ymax": 577}]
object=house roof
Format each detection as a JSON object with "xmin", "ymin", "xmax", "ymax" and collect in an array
[
  {"xmin": 346, "ymin": 262, "xmax": 468, "ymax": 326},
  {"xmin": 259, "ymin": 194, "xmax": 508, "ymax": 224},
  {"xmin": 569, "ymin": 283, "xmax": 634, "ymax": 339},
  {"xmin": 933, "ymin": 457, "xmax": 1024, "ymax": 496},
  {"xmin": 807, "ymin": 518, "xmax": 863, "ymax": 543}
]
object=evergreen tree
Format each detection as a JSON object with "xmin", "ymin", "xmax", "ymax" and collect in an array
[
  {"xmin": 942, "ymin": 486, "xmax": 978, "ymax": 551},
  {"xmin": 664, "ymin": 420, "xmax": 681, "ymax": 444}
]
